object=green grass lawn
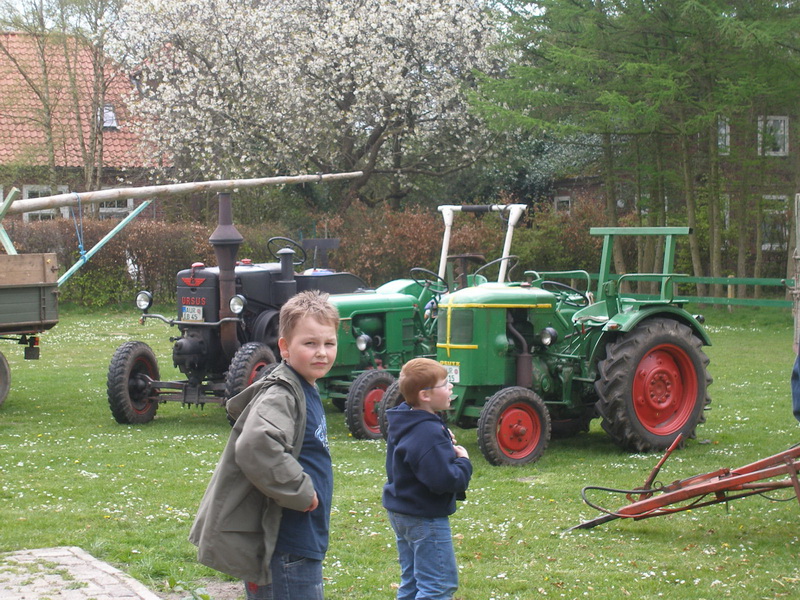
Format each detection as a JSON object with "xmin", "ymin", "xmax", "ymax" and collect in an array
[{"xmin": 1, "ymin": 304, "xmax": 799, "ymax": 599}]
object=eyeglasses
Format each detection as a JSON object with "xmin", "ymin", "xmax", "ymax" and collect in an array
[{"xmin": 423, "ymin": 382, "xmax": 451, "ymax": 391}]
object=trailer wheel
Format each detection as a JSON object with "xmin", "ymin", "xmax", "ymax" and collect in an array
[
  {"xmin": 0, "ymin": 350, "xmax": 9, "ymax": 407},
  {"xmin": 345, "ymin": 369, "xmax": 395, "ymax": 439},
  {"xmin": 595, "ymin": 318, "xmax": 711, "ymax": 453},
  {"xmin": 378, "ymin": 380, "xmax": 404, "ymax": 440},
  {"xmin": 478, "ymin": 387, "xmax": 551, "ymax": 466},
  {"xmin": 107, "ymin": 341, "xmax": 160, "ymax": 424},
  {"xmin": 225, "ymin": 342, "xmax": 277, "ymax": 399}
]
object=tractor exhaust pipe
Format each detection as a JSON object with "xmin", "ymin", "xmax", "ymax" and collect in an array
[
  {"xmin": 506, "ymin": 317, "xmax": 533, "ymax": 388},
  {"xmin": 209, "ymin": 192, "xmax": 244, "ymax": 361}
]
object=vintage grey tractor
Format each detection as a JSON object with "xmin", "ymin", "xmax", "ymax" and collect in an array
[{"xmin": 107, "ymin": 192, "xmax": 367, "ymax": 424}]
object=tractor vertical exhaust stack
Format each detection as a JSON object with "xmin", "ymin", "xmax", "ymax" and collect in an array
[{"xmin": 209, "ymin": 192, "xmax": 244, "ymax": 361}]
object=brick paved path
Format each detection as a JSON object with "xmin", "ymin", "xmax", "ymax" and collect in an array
[{"xmin": 0, "ymin": 546, "xmax": 162, "ymax": 600}]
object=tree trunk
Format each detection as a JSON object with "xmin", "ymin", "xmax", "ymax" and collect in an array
[
  {"xmin": 679, "ymin": 121, "xmax": 706, "ymax": 296},
  {"xmin": 707, "ymin": 122, "xmax": 723, "ymax": 299},
  {"xmin": 601, "ymin": 132, "xmax": 627, "ymax": 283}
]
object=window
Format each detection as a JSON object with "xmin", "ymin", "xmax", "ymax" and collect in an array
[
  {"xmin": 22, "ymin": 185, "xmax": 69, "ymax": 223},
  {"xmin": 718, "ymin": 116, "xmax": 730, "ymax": 155},
  {"xmin": 438, "ymin": 308, "xmax": 473, "ymax": 345},
  {"xmin": 758, "ymin": 116, "xmax": 789, "ymax": 156},
  {"xmin": 554, "ymin": 195, "xmax": 571, "ymax": 214},
  {"xmin": 99, "ymin": 197, "xmax": 134, "ymax": 219},
  {"xmin": 760, "ymin": 195, "xmax": 789, "ymax": 251},
  {"xmin": 101, "ymin": 104, "xmax": 118, "ymax": 129}
]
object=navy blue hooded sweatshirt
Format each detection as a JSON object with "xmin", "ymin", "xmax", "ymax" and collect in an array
[{"xmin": 382, "ymin": 402, "xmax": 472, "ymax": 518}]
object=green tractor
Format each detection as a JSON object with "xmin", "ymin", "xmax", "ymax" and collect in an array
[
  {"xmin": 380, "ymin": 226, "xmax": 712, "ymax": 466},
  {"xmin": 319, "ymin": 203, "xmax": 527, "ymax": 440}
]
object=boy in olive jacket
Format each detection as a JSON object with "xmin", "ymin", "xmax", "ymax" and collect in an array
[{"xmin": 189, "ymin": 290, "xmax": 339, "ymax": 600}]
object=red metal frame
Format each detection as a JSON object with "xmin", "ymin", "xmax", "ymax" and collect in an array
[{"xmin": 569, "ymin": 435, "xmax": 800, "ymax": 531}]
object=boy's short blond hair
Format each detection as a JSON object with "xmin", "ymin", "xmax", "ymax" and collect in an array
[
  {"xmin": 278, "ymin": 290, "xmax": 340, "ymax": 340},
  {"xmin": 398, "ymin": 358, "xmax": 448, "ymax": 408}
]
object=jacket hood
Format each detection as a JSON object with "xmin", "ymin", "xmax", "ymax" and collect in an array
[{"xmin": 385, "ymin": 402, "xmax": 442, "ymax": 444}]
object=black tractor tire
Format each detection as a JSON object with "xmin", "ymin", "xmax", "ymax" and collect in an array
[
  {"xmin": 0, "ymin": 350, "xmax": 9, "ymax": 407},
  {"xmin": 595, "ymin": 318, "xmax": 712, "ymax": 453},
  {"xmin": 107, "ymin": 341, "xmax": 160, "ymax": 424},
  {"xmin": 224, "ymin": 342, "xmax": 277, "ymax": 400},
  {"xmin": 378, "ymin": 380, "xmax": 404, "ymax": 440},
  {"xmin": 477, "ymin": 387, "xmax": 551, "ymax": 466},
  {"xmin": 345, "ymin": 369, "xmax": 395, "ymax": 440}
]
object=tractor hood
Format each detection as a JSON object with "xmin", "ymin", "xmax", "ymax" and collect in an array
[
  {"xmin": 328, "ymin": 288, "xmax": 422, "ymax": 316},
  {"xmin": 439, "ymin": 282, "xmax": 556, "ymax": 309}
]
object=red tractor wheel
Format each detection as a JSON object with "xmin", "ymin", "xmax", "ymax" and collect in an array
[
  {"xmin": 478, "ymin": 387, "xmax": 551, "ymax": 466},
  {"xmin": 225, "ymin": 342, "xmax": 277, "ymax": 400},
  {"xmin": 595, "ymin": 318, "xmax": 711, "ymax": 452},
  {"xmin": 107, "ymin": 341, "xmax": 160, "ymax": 424},
  {"xmin": 345, "ymin": 369, "xmax": 395, "ymax": 440},
  {"xmin": 378, "ymin": 380, "xmax": 404, "ymax": 440}
]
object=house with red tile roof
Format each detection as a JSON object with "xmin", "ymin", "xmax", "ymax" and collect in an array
[{"xmin": 0, "ymin": 31, "xmax": 155, "ymax": 222}]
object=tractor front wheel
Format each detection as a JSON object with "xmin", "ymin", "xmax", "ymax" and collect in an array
[
  {"xmin": 478, "ymin": 387, "xmax": 551, "ymax": 466},
  {"xmin": 595, "ymin": 318, "xmax": 711, "ymax": 453},
  {"xmin": 378, "ymin": 380, "xmax": 404, "ymax": 440},
  {"xmin": 225, "ymin": 342, "xmax": 277, "ymax": 400},
  {"xmin": 0, "ymin": 350, "xmax": 9, "ymax": 407},
  {"xmin": 345, "ymin": 369, "xmax": 395, "ymax": 439},
  {"xmin": 107, "ymin": 341, "xmax": 160, "ymax": 424}
]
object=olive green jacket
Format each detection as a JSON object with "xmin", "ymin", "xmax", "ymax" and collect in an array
[{"xmin": 188, "ymin": 361, "xmax": 315, "ymax": 585}]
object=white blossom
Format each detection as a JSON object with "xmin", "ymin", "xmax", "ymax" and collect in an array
[{"xmin": 108, "ymin": 0, "xmax": 501, "ymax": 204}]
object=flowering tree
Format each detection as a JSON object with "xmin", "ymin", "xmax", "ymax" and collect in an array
[{"xmin": 109, "ymin": 0, "xmax": 500, "ymax": 209}]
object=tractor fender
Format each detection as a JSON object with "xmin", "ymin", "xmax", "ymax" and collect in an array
[
  {"xmin": 252, "ymin": 309, "xmax": 279, "ymax": 343},
  {"xmin": 586, "ymin": 305, "xmax": 711, "ymax": 369}
]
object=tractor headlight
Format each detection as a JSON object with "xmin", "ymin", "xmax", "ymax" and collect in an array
[
  {"xmin": 135, "ymin": 291, "xmax": 153, "ymax": 311},
  {"xmin": 355, "ymin": 334, "xmax": 372, "ymax": 352},
  {"xmin": 229, "ymin": 294, "xmax": 246, "ymax": 315},
  {"xmin": 540, "ymin": 327, "xmax": 558, "ymax": 346}
]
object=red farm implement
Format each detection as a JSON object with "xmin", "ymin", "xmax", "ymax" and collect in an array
[{"xmin": 568, "ymin": 435, "xmax": 800, "ymax": 531}]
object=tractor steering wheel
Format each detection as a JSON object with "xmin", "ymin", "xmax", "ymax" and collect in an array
[
  {"xmin": 267, "ymin": 237, "xmax": 307, "ymax": 266},
  {"xmin": 541, "ymin": 280, "xmax": 589, "ymax": 307},
  {"xmin": 410, "ymin": 267, "xmax": 449, "ymax": 295},
  {"xmin": 473, "ymin": 255, "xmax": 520, "ymax": 282}
]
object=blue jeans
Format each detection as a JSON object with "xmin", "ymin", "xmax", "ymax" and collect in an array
[
  {"xmin": 244, "ymin": 552, "xmax": 324, "ymax": 600},
  {"xmin": 792, "ymin": 354, "xmax": 800, "ymax": 423},
  {"xmin": 387, "ymin": 510, "xmax": 459, "ymax": 600}
]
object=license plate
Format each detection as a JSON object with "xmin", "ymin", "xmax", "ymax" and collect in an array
[
  {"xmin": 444, "ymin": 363, "xmax": 460, "ymax": 383},
  {"xmin": 181, "ymin": 305, "xmax": 204, "ymax": 322}
]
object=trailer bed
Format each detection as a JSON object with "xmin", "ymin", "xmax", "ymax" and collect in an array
[{"xmin": 0, "ymin": 253, "xmax": 59, "ymax": 335}]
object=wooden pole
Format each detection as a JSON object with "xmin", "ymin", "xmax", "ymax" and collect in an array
[{"xmin": 3, "ymin": 171, "xmax": 363, "ymax": 215}]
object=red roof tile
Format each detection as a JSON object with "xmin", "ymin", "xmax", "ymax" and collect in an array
[{"xmin": 0, "ymin": 32, "xmax": 150, "ymax": 169}]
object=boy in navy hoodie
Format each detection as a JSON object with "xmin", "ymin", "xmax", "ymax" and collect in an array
[{"xmin": 382, "ymin": 358, "xmax": 473, "ymax": 600}]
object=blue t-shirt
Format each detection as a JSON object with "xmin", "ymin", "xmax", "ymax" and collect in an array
[{"xmin": 274, "ymin": 372, "xmax": 333, "ymax": 560}]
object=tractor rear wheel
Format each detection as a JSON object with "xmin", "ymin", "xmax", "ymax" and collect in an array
[
  {"xmin": 225, "ymin": 342, "xmax": 276, "ymax": 400},
  {"xmin": 478, "ymin": 387, "xmax": 551, "ymax": 466},
  {"xmin": 107, "ymin": 341, "xmax": 160, "ymax": 424},
  {"xmin": 345, "ymin": 369, "xmax": 395, "ymax": 439},
  {"xmin": 378, "ymin": 380, "xmax": 404, "ymax": 440},
  {"xmin": 595, "ymin": 318, "xmax": 711, "ymax": 453},
  {"xmin": 0, "ymin": 350, "xmax": 9, "ymax": 407}
]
